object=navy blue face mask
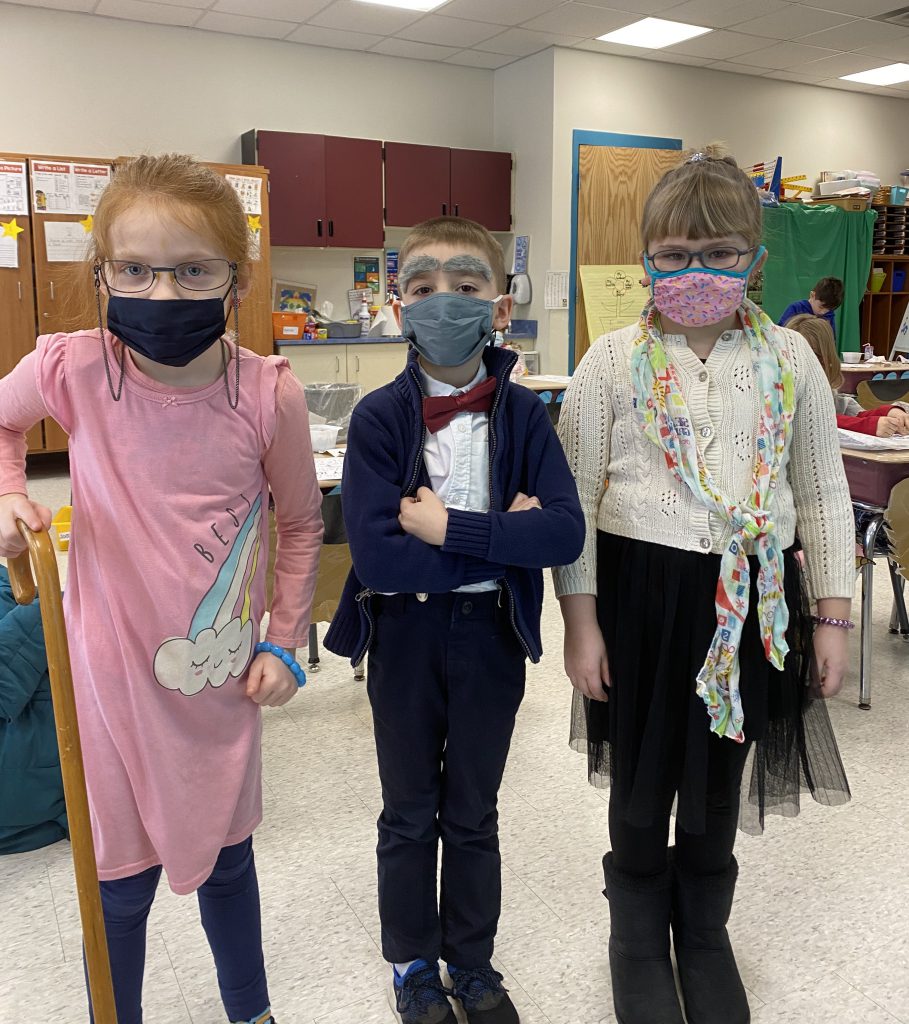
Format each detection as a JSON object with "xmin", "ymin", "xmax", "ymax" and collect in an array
[{"xmin": 105, "ymin": 294, "xmax": 229, "ymax": 367}]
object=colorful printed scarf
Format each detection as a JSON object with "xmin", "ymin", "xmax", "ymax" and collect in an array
[{"xmin": 630, "ymin": 299, "xmax": 796, "ymax": 742}]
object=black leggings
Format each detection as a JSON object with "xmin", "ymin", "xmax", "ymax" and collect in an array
[{"xmin": 609, "ymin": 737, "xmax": 752, "ymax": 877}]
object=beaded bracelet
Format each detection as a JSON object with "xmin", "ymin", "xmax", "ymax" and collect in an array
[
  {"xmin": 255, "ymin": 641, "xmax": 307, "ymax": 687},
  {"xmin": 811, "ymin": 616, "xmax": 855, "ymax": 631}
]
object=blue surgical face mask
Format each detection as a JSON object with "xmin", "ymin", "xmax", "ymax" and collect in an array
[
  {"xmin": 106, "ymin": 294, "xmax": 228, "ymax": 367},
  {"xmin": 401, "ymin": 292, "xmax": 503, "ymax": 367}
]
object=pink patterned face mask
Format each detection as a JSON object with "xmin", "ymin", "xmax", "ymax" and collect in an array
[{"xmin": 651, "ymin": 270, "xmax": 747, "ymax": 327}]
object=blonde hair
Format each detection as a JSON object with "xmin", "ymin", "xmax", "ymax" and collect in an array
[
  {"xmin": 785, "ymin": 313, "xmax": 843, "ymax": 390},
  {"xmin": 399, "ymin": 216, "xmax": 507, "ymax": 292},
  {"xmin": 641, "ymin": 143, "xmax": 762, "ymax": 250},
  {"xmin": 68, "ymin": 154, "xmax": 250, "ymax": 326}
]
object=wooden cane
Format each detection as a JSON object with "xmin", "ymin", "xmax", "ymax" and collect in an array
[{"xmin": 8, "ymin": 522, "xmax": 118, "ymax": 1024}]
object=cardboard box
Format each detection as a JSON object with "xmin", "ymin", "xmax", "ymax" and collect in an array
[{"xmin": 811, "ymin": 196, "xmax": 871, "ymax": 212}]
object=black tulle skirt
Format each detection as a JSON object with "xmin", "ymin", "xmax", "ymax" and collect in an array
[{"xmin": 570, "ymin": 532, "xmax": 851, "ymax": 836}]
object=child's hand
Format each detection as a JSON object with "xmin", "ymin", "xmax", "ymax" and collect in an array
[
  {"xmin": 811, "ymin": 626, "xmax": 849, "ymax": 699},
  {"xmin": 399, "ymin": 487, "xmax": 448, "ymax": 545},
  {"xmin": 508, "ymin": 492, "xmax": 542, "ymax": 512},
  {"xmin": 245, "ymin": 651, "xmax": 299, "ymax": 707},
  {"xmin": 0, "ymin": 492, "xmax": 52, "ymax": 557},
  {"xmin": 564, "ymin": 621, "xmax": 612, "ymax": 702},
  {"xmin": 877, "ymin": 409, "xmax": 909, "ymax": 437}
]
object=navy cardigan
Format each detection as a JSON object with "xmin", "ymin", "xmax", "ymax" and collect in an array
[{"xmin": 324, "ymin": 345, "xmax": 584, "ymax": 665}]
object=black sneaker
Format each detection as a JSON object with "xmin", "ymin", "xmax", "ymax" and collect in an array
[
  {"xmin": 448, "ymin": 966, "xmax": 519, "ymax": 1024},
  {"xmin": 390, "ymin": 960, "xmax": 458, "ymax": 1024}
]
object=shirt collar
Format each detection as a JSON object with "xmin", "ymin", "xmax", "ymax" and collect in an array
[{"xmin": 419, "ymin": 361, "xmax": 488, "ymax": 398}]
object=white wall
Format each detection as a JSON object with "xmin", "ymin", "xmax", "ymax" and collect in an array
[
  {"xmin": 0, "ymin": 3, "xmax": 495, "ymax": 162},
  {"xmin": 538, "ymin": 46, "xmax": 909, "ymax": 372}
]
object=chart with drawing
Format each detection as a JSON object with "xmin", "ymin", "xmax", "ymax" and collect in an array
[{"xmin": 579, "ymin": 264, "xmax": 650, "ymax": 342}]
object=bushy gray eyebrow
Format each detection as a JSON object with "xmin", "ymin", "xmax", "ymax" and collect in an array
[
  {"xmin": 399, "ymin": 255, "xmax": 441, "ymax": 290},
  {"xmin": 442, "ymin": 255, "xmax": 492, "ymax": 280}
]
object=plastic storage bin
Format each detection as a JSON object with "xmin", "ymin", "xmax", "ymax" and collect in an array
[{"xmin": 894, "ymin": 269, "xmax": 907, "ymax": 292}]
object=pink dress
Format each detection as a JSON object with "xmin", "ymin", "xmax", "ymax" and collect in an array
[{"xmin": 0, "ymin": 331, "xmax": 323, "ymax": 894}]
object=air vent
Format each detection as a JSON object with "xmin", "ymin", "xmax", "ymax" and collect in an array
[{"xmin": 875, "ymin": 6, "xmax": 909, "ymax": 26}]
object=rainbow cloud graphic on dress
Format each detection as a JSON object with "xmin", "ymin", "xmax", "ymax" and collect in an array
[{"xmin": 153, "ymin": 496, "xmax": 262, "ymax": 696}]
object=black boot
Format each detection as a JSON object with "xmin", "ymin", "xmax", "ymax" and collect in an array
[
  {"xmin": 602, "ymin": 852, "xmax": 685, "ymax": 1024},
  {"xmin": 671, "ymin": 853, "xmax": 750, "ymax": 1023}
]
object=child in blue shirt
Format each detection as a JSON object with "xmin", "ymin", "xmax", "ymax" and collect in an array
[
  {"xmin": 326, "ymin": 216, "xmax": 584, "ymax": 1024},
  {"xmin": 779, "ymin": 275, "xmax": 843, "ymax": 338}
]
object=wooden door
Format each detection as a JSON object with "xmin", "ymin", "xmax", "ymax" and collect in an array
[
  {"xmin": 384, "ymin": 142, "xmax": 451, "ymax": 226},
  {"xmin": 324, "ymin": 136, "xmax": 384, "ymax": 249},
  {"xmin": 450, "ymin": 149, "xmax": 512, "ymax": 232},
  {"xmin": 574, "ymin": 144, "xmax": 680, "ymax": 364},
  {"xmin": 253, "ymin": 131, "xmax": 325, "ymax": 246},
  {"xmin": 0, "ymin": 155, "xmax": 43, "ymax": 452},
  {"xmin": 205, "ymin": 161, "xmax": 273, "ymax": 359}
]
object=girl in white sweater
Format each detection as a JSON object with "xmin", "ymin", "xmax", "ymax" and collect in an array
[{"xmin": 554, "ymin": 148, "xmax": 853, "ymax": 1024}]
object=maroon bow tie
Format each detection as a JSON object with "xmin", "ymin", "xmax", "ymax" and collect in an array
[{"xmin": 422, "ymin": 375, "xmax": 498, "ymax": 434}]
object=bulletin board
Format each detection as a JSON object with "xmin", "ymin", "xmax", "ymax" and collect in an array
[{"xmin": 569, "ymin": 131, "xmax": 682, "ymax": 370}]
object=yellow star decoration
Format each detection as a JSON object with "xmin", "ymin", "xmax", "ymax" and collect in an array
[
  {"xmin": 79, "ymin": 215, "xmax": 93, "ymax": 233},
  {"xmin": 247, "ymin": 214, "xmax": 261, "ymax": 233},
  {"xmin": 0, "ymin": 218, "xmax": 24, "ymax": 240}
]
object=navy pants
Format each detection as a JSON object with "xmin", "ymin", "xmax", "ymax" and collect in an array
[
  {"xmin": 87, "ymin": 837, "xmax": 268, "ymax": 1024},
  {"xmin": 367, "ymin": 590, "xmax": 527, "ymax": 968}
]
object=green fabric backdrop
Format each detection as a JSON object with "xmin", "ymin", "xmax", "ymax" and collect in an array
[{"xmin": 761, "ymin": 204, "xmax": 876, "ymax": 353}]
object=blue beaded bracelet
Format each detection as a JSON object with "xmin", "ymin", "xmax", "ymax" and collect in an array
[{"xmin": 255, "ymin": 641, "xmax": 307, "ymax": 687}]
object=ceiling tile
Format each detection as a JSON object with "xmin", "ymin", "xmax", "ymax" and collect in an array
[
  {"xmin": 706, "ymin": 59, "xmax": 770, "ymax": 75},
  {"xmin": 285, "ymin": 23, "xmax": 384, "ymax": 48},
  {"xmin": 669, "ymin": 29, "xmax": 778, "ymax": 59},
  {"xmin": 195, "ymin": 9, "xmax": 296, "ymax": 36},
  {"xmin": 799, "ymin": 52, "xmax": 891, "ymax": 78},
  {"xmin": 856, "ymin": 39, "xmax": 909, "ymax": 61},
  {"xmin": 212, "ymin": 0, "xmax": 330, "ymax": 19},
  {"xmin": 369, "ymin": 36, "xmax": 461, "ymax": 59},
  {"xmin": 4, "ymin": 0, "xmax": 99, "ymax": 10},
  {"xmin": 650, "ymin": 0, "xmax": 788, "ymax": 30},
  {"xmin": 400, "ymin": 13, "xmax": 503, "ymax": 46},
  {"xmin": 430, "ymin": 0, "xmax": 564, "ymax": 27},
  {"xmin": 522, "ymin": 3, "xmax": 635, "ymax": 37},
  {"xmin": 802, "ymin": 0, "xmax": 907, "ymax": 13},
  {"xmin": 580, "ymin": 0, "xmax": 687, "ymax": 12},
  {"xmin": 769, "ymin": 65, "xmax": 833, "ymax": 82},
  {"xmin": 95, "ymin": 0, "xmax": 203, "ymax": 23},
  {"xmin": 636, "ymin": 49, "xmax": 712, "ymax": 65},
  {"xmin": 443, "ymin": 48, "xmax": 515, "ymax": 66},
  {"xmin": 474, "ymin": 26, "xmax": 583, "ymax": 55},
  {"xmin": 308, "ymin": 0, "xmax": 421, "ymax": 33},
  {"xmin": 725, "ymin": 38, "xmax": 837, "ymax": 69},
  {"xmin": 733, "ymin": 5, "xmax": 856, "ymax": 40},
  {"xmin": 571, "ymin": 37, "xmax": 652, "ymax": 56},
  {"xmin": 801, "ymin": 18, "xmax": 909, "ymax": 50}
]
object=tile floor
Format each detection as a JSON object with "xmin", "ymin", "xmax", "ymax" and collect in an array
[{"xmin": 2, "ymin": 458, "xmax": 909, "ymax": 1023}]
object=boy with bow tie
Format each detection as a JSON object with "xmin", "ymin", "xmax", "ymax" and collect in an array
[{"xmin": 325, "ymin": 216, "xmax": 583, "ymax": 1024}]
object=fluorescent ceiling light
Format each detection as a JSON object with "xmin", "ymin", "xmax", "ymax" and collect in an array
[
  {"xmin": 840, "ymin": 63, "xmax": 909, "ymax": 85},
  {"xmin": 353, "ymin": 0, "xmax": 445, "ymax": 10},
  {"xmin": 598, "ymin": 17, "xmax": 711, "ymax": 49}
]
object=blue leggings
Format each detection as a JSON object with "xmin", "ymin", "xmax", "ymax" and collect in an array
[{"xmin": 87, "ymin": 838, "xmax": 269, "ymax": 1024}]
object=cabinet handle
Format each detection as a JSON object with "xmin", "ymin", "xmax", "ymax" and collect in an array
[
  {"xmin": 442, "ymin": 203, "xmax": 447, "ymax": 215},
  {"xmin": 454, "ymin": 204, "xmax": 459, "ymax": 217},
  {"xmin": 49, "ymin": 281, "xmax": 55, "ymax": 300},
  {"xmin": 17, "ymin": 281, "xmax": 22, "ymax": 300},
  {"xmin": 317, "ymin": 219, "xmax": 323, "ymax": 237},
  {"xmin": 328, "ymin": 219, "xmax": 334, "ymax": 237},
  {"xmin": 335, "ymin": 356, "xmax": 340, "ymax": 374},
  {"xmin": 355, "ymin": 355, "xmax": 360, "ymax": 373}
]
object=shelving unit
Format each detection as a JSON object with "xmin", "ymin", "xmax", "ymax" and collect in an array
[{"xmin": 860, "ymin": 253, "xmax": 909, "ymax": 355}]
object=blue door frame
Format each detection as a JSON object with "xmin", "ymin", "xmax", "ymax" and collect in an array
[{"xmin": 568, "ymin": 130, "xmax": 682, "ymax": 371}]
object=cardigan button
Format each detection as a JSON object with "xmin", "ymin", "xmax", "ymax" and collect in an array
[
  {"xmin": 698, "ymin": 370, "xmax": 708, "ymax": 383},
  {"xmin": 700, "ymin": 538, "xmax": 711, "ymax": 550},
  {"xmin": 700, "ymin": 426, "xmax": 712, "ymax": 438}
]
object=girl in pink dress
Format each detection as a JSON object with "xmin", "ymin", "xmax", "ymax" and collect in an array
[{"xmin": 0, "ymin": 154, "xmax": 324, "ymax": 1024}]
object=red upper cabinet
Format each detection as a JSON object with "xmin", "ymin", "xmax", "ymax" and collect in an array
[
  {"xmin": 384, "ymin": 142, "xmax": 452, "ymax": 226},
  {"xmin": 450, "ymin": 149, "xmax": 512, "ymax": 232},
  {"xmin": 243, "ymin": 130, "xmax": 383, "ymax": 248},
  {"xmin": 385, "ymin": 143, "xmax": 512, "ymax": 231},
  {"xmin": 323, "ymin": 136, "xmax": 384, "ymax": 249}
]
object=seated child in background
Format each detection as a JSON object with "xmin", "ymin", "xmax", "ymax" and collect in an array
[
  {"xmin": 787, "ymin": 313, "xmax": 909, "ymax": 436},
  {"xmin": 780, "ymin": 276, "xmax": 843, "ymax": 339}
]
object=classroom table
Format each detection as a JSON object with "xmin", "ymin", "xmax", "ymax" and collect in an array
[
  {"xmin": 840, "ymin": 363, "xmax": 909, "ymax": 394},
  {"xmin": 840, "ymin": 446, "xmax": 909, "ymax": 709}
]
